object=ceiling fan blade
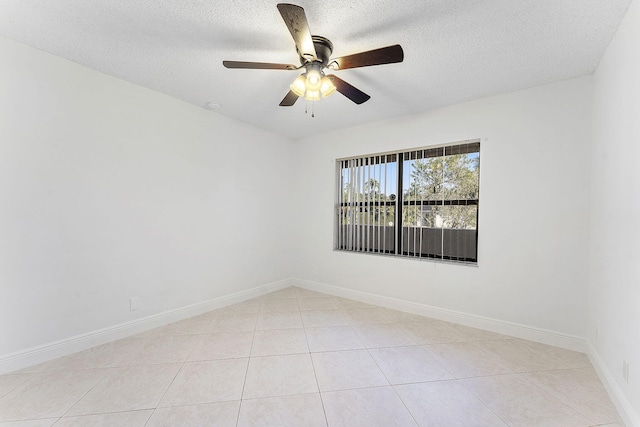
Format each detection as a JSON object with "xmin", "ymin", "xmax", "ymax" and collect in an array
[
  {"xmin": 223, "ymin": 61, "xmax": 297, "ymax": 70},
  {"xmin": 329, "ymin": 75, "xmax": 371, "ymax": 104},
  {"xmin": 332, "ymin": 44, "xmax": 404, "ymax": 70},
  {"xmin": 277, "ymin": 3, "xmax": 317, "ymax": 61},
  {"xmin": 279, "ymin": 90, "xmax": 299, "ymax": 106}
]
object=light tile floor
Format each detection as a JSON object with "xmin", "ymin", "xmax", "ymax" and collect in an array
[{"xmin": 0, "ymin": 287, "xmax": 625, "ymax": 426}]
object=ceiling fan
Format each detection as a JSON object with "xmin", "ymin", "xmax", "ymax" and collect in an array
[{"xmin": 223, "ymin": 3, "xmax": 404, "ymax": 108}]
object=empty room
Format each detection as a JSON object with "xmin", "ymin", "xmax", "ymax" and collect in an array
[{"xmin": 0, "ymin": 1, "xmax": 639, "ymax": 426}]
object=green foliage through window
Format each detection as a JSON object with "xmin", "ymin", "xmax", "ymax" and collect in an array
[{"xmin": 335, "ymin": 141, "xmax": 480, "ymax": 263}]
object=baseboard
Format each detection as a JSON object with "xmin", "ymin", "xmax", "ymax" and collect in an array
[
  {"xmin": 587, "ymin": 342, "xmax": 640, "ymax": 427},
  {"xmin": 0, "ymin": 279, "xmax": 293, "ymax": 375},
  {"xmin": 298, "ymin": 279, "xmax": 639, "ymax": 425},
  {"xmin": 293, "ymin": 278, "xmax": 587, "ymax": 353}
]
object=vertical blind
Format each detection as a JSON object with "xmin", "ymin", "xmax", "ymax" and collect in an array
[{"xmin": 334, "ymin": 140, "xmax": 480, "ymax": 264}]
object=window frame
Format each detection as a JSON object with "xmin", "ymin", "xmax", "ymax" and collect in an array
[{"xmin": 334, "ymin": 139, "xmax": 480, "ymax": 265}]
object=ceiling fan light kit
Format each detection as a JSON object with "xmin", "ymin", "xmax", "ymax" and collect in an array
[
  {"xmin": 223, "ymin": 3, "xmax": 404, "ymax": 113},
  {"xmin": 290, "ymin": 61, "xmax": 337, "ymax": 100}
]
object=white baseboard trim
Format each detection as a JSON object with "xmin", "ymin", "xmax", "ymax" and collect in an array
[
  {"xmin": 587, "ymin": 342, "xmax": 640, "ymax": 427},
  {"xmin": 0, "ymin": 279, "xmax": 293, "ymax": 375},
  {"xmin": 295, "ymin": 279, "xmax": 640, "ymax": 423},
  {"xmin": 293, "ymin": 278, "xmax": 587, "ymax": 353}
]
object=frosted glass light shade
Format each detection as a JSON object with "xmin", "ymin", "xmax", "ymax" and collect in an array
[
  {"xmin": 320, "ymin": 76, "xmax": 336, "ymax": 98},
  {"xmin": 290, "ymin": 75, "xmax": 306, "ymax": 97},
  {"xmin": 305, "ymin": 70, "xmax": 322, "ymax": 91}
]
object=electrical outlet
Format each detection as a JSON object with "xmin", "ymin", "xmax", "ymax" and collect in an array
[
  {"xmin": 130, "ymin": 297, "xmax": 140, "ymax": 311},
  {"xmin": 622, "ymin": 360, "xmax": 629, "ymax": 383}
]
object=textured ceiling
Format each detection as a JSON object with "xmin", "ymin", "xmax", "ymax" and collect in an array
[{"xmin": 0, "ymin": 0, "xmax": 632, "ymax": 140}]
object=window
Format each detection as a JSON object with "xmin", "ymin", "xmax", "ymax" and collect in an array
[{"xmin": 334, "ymin": 140, "xmax": 480, "ymax": 263}]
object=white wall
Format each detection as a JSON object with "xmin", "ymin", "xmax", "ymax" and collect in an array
[
  {"xmin": 1, "ymin": 10, "xmax": 638, "ymax": 420},
  {"xmin": 293, "ymin": 76, "xmax": 592, "ymax": 338},
  {"xmin": 0, "ymin": 36, "xmax": 294, "ymax": 357},
  {"xmin": 590, "ymin": 0, "xmax": 640, "ymax": 421}
]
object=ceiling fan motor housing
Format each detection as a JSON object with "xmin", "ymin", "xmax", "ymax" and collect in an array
[{"xmin": 299, "ymin": 35, "xmax": 333, "ymax": 66}]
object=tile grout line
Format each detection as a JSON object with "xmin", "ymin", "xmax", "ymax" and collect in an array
[
  {"xmin": 54, "ymin": 367, "xmax": 113, "ymax": 422},
  {"xmin": 143, "ymin": 312, "xmax": 216, "ymax": 426},
  {"xmin": 443, "ymin": 372, "xmax": 511, "ymax": 426},
  {"xmin": 300, "ymin": 293, "xmax": 330, "ymax": 427},
  {"xmin": 362, "ymin": 339, "xmax": 421, "ymax": 426},
  {"xmin": 142, "ymin": 337, "xmax": 202, "ymax": 425},
  {"xmin": 515, "ymin": 371, "xmax": 605, "ymax": 425},
  {"xmin": 234, "ymin": 302, "xmax": 259, "ymax": 427}
]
